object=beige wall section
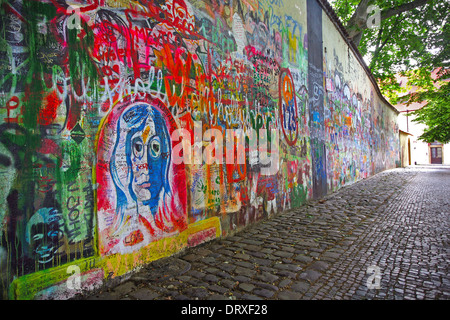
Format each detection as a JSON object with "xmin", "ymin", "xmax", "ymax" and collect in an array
[{"xmin": 399, "ymin": 131, "xmax": 411, "ymax": 167}]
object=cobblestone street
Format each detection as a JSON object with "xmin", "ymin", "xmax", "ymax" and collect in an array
[{"xmin": 81, "ymin": 166, "xmax": 450, "ymax": 301}]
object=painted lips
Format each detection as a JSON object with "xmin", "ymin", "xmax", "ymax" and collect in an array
[{"xmin": 138, "ymin": 182, "xmax": 152, "ymax": 188}]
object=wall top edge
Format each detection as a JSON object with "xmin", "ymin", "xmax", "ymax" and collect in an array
[{"xmin": 316, "ymin": 0, "xmax": 400, "ymax": 115}]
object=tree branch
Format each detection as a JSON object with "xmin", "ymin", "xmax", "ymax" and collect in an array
[
  {"xmin": 346, "ymin": 0, "xmax": 372, "ymax": 28},
  {"xmin": 346, "ymin": 0, "xmax": 432, "ymax": 46},
  {"xmin": 370, "ymin": 24, "xmax": 385, "ymax": 68},
  {"xmin": 381, "ymin": 0, "xmax": 431, "ymax": 21},
  {"xmin": 345, "ymin": 0, "xmax": 372, "ymax": 39},
  {"xmin": 369, "ymin": 16, "xmax": 406, "ymax": 70}
]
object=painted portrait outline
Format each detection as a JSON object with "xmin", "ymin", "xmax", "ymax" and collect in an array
[{"xmin": 96, "ymin": 95, "xmax": 188, "ymax": 255}]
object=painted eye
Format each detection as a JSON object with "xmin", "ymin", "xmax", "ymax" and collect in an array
[
  {"xmin": 0, "ymin": 154, "xmax": 12, "ymax": 167},
  {"xmin": 132, "ymin": 138, "xmax": 144, "ymax": 158},
  {"xmin": 149, "ymin": 137, "xmax": 161, "ymax": 158},
  {"xmin": 33, "ymin": 234, "xmax": 44, "ymax": 241}
]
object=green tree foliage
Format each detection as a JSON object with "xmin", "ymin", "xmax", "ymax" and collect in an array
[
  {"xmin": 329, "ymin": 0, "xmax": 450, "ymax": 143},
  {"xmin": 410, "ymin": 70, "xmax": 450, "ymax": 143}
]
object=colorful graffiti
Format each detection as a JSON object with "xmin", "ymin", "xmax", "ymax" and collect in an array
[
  {"xmin": 0, "ymin": 0, "xmax": 398, "ymax": 299},
  {"xmin": 322, "ymin": 25, "xmax": 399, "ymax": 192},
  {"xmin": 96, "ymin": 96, "xmax": 188, "ymax": 255}
]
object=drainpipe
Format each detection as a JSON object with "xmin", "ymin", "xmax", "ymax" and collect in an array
[{"xmin": 406, "ymin": 109, "xmax": 409, "ymax": 133}]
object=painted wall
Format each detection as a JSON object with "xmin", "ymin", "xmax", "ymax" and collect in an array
[
  {"xmin": 322, "ymin": 15, "xmax": 400, "ymax": 191},
  {"xmin": 0, "ymin": 0, "xmax": 398, "ymax": 299}
]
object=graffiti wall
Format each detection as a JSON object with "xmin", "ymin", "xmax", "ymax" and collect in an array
[
  {"xmin": 322, "ymin": 15, "xmax": 399, "ymax": 192},
  {"xmin": 0, "ymin": 0, "xmax": 398, "ymax": 299}
]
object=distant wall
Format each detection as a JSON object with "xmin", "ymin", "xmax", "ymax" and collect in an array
[
  {"xmin": 0, "ymin": 0, "xmax": 399, "ymax": 299},
  {"xmin": 321, "ymin": 11, "xmax": 400, "ymax": 190}
]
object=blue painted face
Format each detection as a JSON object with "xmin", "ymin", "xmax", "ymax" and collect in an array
[{"xmin": 112, "ymin": 103, "xmax": 171, "ymax": 213}]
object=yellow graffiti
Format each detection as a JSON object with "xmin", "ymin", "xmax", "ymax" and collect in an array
[{"xmin": 9, "ymin": 217, "xmax": 221, "ymax": 300}]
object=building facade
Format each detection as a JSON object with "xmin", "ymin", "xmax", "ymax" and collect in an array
[{"xmin": 395, "ymin": 70, "xmax": 449, "ymax": 166}]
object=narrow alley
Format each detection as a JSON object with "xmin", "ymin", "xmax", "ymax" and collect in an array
[{"xmin": 80, "ymin": 166, "xmax": 450, "ymax": 301}]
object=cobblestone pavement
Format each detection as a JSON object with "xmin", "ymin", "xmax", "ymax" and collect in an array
[{"xmin": 80, "ymin": 166, "xmax": 450, "ymax": 300}]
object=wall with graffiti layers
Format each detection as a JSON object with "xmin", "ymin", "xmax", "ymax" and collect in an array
[
  {"xmin": 0, "ymin": 0, "xmax": 398, "ymax": 299},
  {"xmin": 321, "ymin": 12, "xmax": 399, "ymax": 193}
]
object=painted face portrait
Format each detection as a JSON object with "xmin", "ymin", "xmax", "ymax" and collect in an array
[
  {"xmin": 96, "ymin": 97, "xmax": 187, "ymax": 255},
  {"xmin": 111, "ymin": 103, "xmax": 171, "ymax": 214},
  {"xmin": 129, "ymin": 114, "xmax": 167, "ymax": 204},
  {"xmin": 25, "ymin": 207, "xmax": 64, "ymax": 265}
]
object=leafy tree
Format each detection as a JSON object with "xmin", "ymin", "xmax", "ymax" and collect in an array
[
  {"xmin": 410, "ymin": 70, "xmax": 450, "ymax": 143},
  {"xmin": 329, "ymin": 0, "xmax": 450, "ymax": 143}
]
